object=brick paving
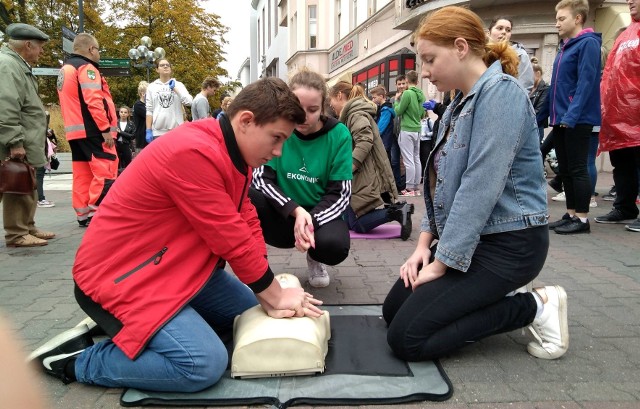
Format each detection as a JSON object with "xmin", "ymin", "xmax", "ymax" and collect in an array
[{"xmin": 2, "ymin": 162, "xmax": 639, "ymax": 408}]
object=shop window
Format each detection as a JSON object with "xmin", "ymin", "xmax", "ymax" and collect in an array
[{"xmin": 309, "ymin": 5, "xmax": 317, "ymax": 49}]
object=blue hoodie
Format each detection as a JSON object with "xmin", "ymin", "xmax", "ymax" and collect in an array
[{"xmin": 548, "ymin": 28, "xmax": 601, "ymax": 127}]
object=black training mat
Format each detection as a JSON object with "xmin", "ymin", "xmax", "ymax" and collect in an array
[{"xmin": 120, "ymin": 305, "xmax": 453, "ymax": 407}]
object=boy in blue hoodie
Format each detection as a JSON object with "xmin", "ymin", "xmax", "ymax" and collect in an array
[
  {"xmin": 371, "ymin": 87, "xmax": 396, "ymax": 160},
  {"xmin": 546, "ymin": 0, "xmax": 601, "ymax": 235}
]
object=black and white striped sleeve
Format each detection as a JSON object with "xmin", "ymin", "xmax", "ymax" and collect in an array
[
  {"xmin": 252, "ymin": 165, "xmax": 300, "ymax": 219},
  {"xmin": 310, "ymin": 179, "xmax": 352, "ymax": 227}
]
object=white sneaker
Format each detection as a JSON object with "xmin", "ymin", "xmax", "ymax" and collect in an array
[
  {"xmin": 306, "ymin": 253, "xmax": 329, "ymax": 288},
  {"xmin": 551, "ymin": 192, "xmax": 566, "ymax": 202},
  {"xmin": 527, "ymin": 285, "xmax": 569, "ymax": 360},
  {"xmin": 37, "ymin": 199, "xmax": 55, "ymax": 208},
  {"xmin": 589, "ymin": 197, "xmax": 597, "ymax": 208}
]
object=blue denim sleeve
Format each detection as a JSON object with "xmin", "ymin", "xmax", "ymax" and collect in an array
[
  {"xmin": 561, "ymin": 38, "xmax": 601, "ymax": 128},
  {"xmin": 434, "ymin": 81, "xmax": 532, "ymax": 271}
]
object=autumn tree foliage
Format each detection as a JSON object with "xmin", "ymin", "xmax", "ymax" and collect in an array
[
  {"xmin": 101, "ymin": 0, "xmax": 229, "ymax": 107},
  {"xmin": 1, "ymin": 0, "xmax": 230, "ymax": 109}
]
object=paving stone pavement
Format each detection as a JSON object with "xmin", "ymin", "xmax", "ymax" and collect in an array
[{"xmin": 1, "ymin": 169, "xmax": 639, "ymax": 409}]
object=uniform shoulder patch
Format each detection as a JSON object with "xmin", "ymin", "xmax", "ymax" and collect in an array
[
  {"xmin": 87, "ymin": 70, "xmax": 96, "ymax": 80},
  {"xmin": 56, "ymin": 69, "xmax": 64, "ymax": 90}
]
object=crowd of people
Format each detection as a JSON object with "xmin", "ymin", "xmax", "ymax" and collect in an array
[{"xmin": 1, "ymin": 0, "xmax": 638, "ymax": 400}]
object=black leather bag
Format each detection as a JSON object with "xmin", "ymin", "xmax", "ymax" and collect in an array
[
  {"xmin": 49, "ymin": 155, "xmax": 60, "ymax": 170},
  {"xmin": 0, "ymin": 158, "xmax": 36, "ymax": 194}
]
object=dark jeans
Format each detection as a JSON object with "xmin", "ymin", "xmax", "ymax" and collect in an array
[
  {"xmin": 587, "ymin": 132, "xmax": 599, "ymax": 195},
  {"xmin": 387, "ymin": 139, "xmax": 404, "ymax": 192},
  {"xmin": 248, "ymin": 188, "xmax": 350, "ymax": 266},
  {"xmin": 116, "ymin": 142, "xmax": 132, "ymax": 170},
  {"xmin": 383, "ymin": 227, "xmax": 548, "ymax": 361},
  {"xmin": 36, "ymin": 166, "xmax": 46, "ymax": 201},
  {"xmin": 553, "ymin": 125, "xmax": 592, "ymax": 213},
  {"xmin": 344, "ymin": 206, "xmax": 391, "ymax": 233},
  {"xmin": 540, "ymin": 129, "xmax": 554, "ymax": 158},
  {"xmin": 419, "ymin": 139, "xmax": 431, "ymax": 182},
  {"xmin": 610, "ymin": 146, "xmax": 640, "ymax": 218}
]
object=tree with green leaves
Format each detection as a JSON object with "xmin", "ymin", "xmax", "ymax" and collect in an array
[
  {"xmin": 2, "ymin": 0, "xmax": 231, "ymax": 112},
  {"xmin": 100, "ymin": 0, "xmax": 230, "ymax": 110}
]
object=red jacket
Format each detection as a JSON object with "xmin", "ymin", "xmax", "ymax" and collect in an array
[
  {"xmin": 73, "ymin": 118, "xmax": 271, "ymax": 359},
  {"xmin": 57, "ymin": 55, "xmax": 117, "ymax": 141},
  {"xmin": 599, "ymin": 21, "xmax": 640, "ymax": 151}
]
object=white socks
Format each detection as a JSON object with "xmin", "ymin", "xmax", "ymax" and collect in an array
[{"xmin": 532, "ymin": 291, "xmax": 544, "ymax": 318}]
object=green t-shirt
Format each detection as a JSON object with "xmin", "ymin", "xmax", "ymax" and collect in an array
[{"xmin": 265, "ymin": 123, "xmax": 353, "ymax": 209}]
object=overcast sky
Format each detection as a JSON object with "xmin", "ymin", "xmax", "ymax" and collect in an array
[{"xmin": 203, "ymin": 1, "xmax": 252, "ymax": 81}]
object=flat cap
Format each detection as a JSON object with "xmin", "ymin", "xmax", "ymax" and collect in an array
[{"xmin": 6, "ymin": 23, "xmax": 50, "ymax": 41}]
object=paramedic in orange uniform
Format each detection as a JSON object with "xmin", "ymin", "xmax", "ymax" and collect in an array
[{"xmin": 57, "ymin": 33, "xmax": 118, "ymax": 227}]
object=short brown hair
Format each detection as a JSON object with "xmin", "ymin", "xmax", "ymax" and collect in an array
[
  {"xmin": 406, "ymin": 70, "xmax": 419, "ymax": 84},
  {"xmin": 72, "ymin": 33, "xmax": 97, "ymax": 53},
  {"xmin": 555, "ymin": 0, "xmax": 589, "ymax": 25},
  {"xmin": 202, "ymin": 76, "xmax": 220, "ymax": 90},
  {"xmin": 155, "ymin": 58, "xmax": 170, "ymax": 68},
  {"xmin": 370, "ymin": 85, "xmax": 387, "ymax": 97},
  {"xmin": 226, "ymin": 77, "xmax": 305, "ymax": 126}
]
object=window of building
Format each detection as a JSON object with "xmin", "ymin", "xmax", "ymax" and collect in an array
[
  {"xmin": 267, "ymin": 0, "xmax": 272, "ymax": 47},
  {"xmin": 335, "ymin": 0, "xmax": 342, "ymax": 42},
  {"xmin": 274, "ymin": 0, "xmax": 278, "ymax": 36},
  {"xmin": 291, "ymin": 12, "xmax": 297, "ymax": 51},
  {"xmin": 309, "ymin": 5, "xmax": 317, "ymax": 49},
  {"xmin": 257, "ymin": 18, "xmax": 261, "ymax": 59},
  {"xmin": 265, "ymin": 58, "xmax": 278, "ymax": 78},
  {"xmin": 262, "ymin": 7, "xmax": 266, "ymax": 52},
  {"xmin": 351, "ymin": 0, "xmax": 357, "ymax": 31},
  {"xmin": 279, "ymin": 0, "xmax": 288, "ymax": 27}
]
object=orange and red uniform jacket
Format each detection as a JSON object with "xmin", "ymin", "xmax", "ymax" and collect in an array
[{"xmin": 57, "ymin": 55, "xmax": 117, "ymax": 141}]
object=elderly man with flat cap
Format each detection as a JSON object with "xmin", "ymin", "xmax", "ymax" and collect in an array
[{"xmin": 0, "ymin": 23, "xmax": 56, "ymax": 247}]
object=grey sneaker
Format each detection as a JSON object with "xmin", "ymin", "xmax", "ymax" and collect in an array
[
  {"xmin": 625, "ymin": 219, "xmax": 640, "ymax": 232},
  {"xmin": 306, "ymin": 253, "xmax": 329, "ymax": 288},
  {"xmin": 594, "ymin": 209, "xmax": 637, "ymax": 224}
]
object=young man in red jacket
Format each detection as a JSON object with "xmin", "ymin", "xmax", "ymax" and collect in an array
[{"xmin": 29, "ymin": 77, "xmax": 323, "ymax": 392}]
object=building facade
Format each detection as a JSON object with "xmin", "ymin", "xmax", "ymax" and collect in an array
[{"xmin": 250, "ymin": 0, "xmax": 631, "ymax": 98}]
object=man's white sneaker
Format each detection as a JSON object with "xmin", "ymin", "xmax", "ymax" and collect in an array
[
  {"xmin": 551, "ymin": 192, "xmax": 566, "ymax": 202},
  {"xmin": 307, "ymin": 253, "xmax": 329, "ymax": 288},
  {"xmin": 527, "ymin": 285, "xmax": 569, "ymax": 360}
]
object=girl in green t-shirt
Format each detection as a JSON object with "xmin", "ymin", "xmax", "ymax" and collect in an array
[{"xmin": 250, "ymin": 69, "xmax": 352, "ymax": 288}]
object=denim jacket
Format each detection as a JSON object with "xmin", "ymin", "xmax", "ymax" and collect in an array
[{"xmin": 422, "ymin": 61, "xmax": 548, "ymax": 272}]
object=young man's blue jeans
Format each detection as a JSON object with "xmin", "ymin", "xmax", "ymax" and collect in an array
[{"xmin": 75, "ymin": 269, "xmax": 258, "ymax": 392}]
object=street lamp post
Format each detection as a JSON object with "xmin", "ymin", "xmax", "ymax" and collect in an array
[{"xmin": 128, "ymin": 36, "xmax": 166, "ymax": 82}]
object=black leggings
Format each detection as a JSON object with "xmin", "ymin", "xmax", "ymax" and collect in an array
[
  {"xmin": 383, "ymin": 227, "xmax": 548, "ymax": 361},
  {"xmin": 553, "ymin": 125, "xmax": 592, "ymax": 213},
  {"xmin": 248, "ymin": 188, "xmax": 350, "ymax": 266}
]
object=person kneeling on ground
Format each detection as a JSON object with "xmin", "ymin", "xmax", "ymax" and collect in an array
[
  {"xmin": 383, "ymin": 6, "xmax": 568, "ymax": 364},
  {"xmin": 329, "ymin": 81, "xmax": 414, "ymax": 241},
  {"xmin": 28, "ymin": 77, "xmax": 324, "ymax": 393}
]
